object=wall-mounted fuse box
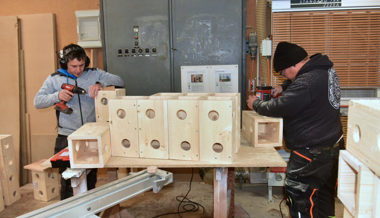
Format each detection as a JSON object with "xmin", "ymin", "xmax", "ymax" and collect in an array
[{"xmin": 75, "ymin": 10, "xmax": 102, "ymax": 48}]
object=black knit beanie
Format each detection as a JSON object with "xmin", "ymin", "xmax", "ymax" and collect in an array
[{"xmin": 273, "ymin": 42, "xmax": 308, "ymax": 73}]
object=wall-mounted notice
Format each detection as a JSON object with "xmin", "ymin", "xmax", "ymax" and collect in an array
[{"xmin": 181, "ymin": 64, "xmax": 238, "ymax": 93}]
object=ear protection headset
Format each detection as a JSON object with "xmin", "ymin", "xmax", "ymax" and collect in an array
[{"xmin": 59, "ymin": 44, "xmax": 90, "ymax": 70}]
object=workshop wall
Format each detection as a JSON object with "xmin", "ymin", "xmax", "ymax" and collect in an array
[
  {"xmin": 0, "ymin": 0, "xmax": 259, "ymax": 185},
  {"xmin": 0, "ymin": 0, "xmax": 103, "ymax": 68}
]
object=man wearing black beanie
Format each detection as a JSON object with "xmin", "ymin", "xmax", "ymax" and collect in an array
[{"xmin": 247, "ymin": 41, "xmax": 343, "ymax": 218}]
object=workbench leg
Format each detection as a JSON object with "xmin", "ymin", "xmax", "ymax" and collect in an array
[
  {"xmin": 268, "ymin": 186, "xmax": 273, "ymax": 202},
  {"xmin": 214, "ymin": 167, "xmax": 235, "ymax": 218}
]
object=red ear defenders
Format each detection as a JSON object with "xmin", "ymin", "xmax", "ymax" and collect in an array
[{"xmin": 59, "ymin": 44, "xmax": 90, "ymax": 69}]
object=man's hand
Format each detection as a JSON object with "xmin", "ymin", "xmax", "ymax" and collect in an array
[
  {"xmin": 272, "ymin": 85, "xmax": 283, "ymax": 97},
  {"xmin": 89, "ymin": 83, "xmax": 102, "ymax": 99},
  {"xmin": 58, "ymin": 89, "xmax": 74, "ymax": 102},
  {"xmin": 246, "ymin": 94, "xmax": 258, "ymax": 110}
]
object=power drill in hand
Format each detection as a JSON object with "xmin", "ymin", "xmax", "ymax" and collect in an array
[{"xmin": 54, "ymin": 83, "xmax": 87, "ymax": 114}]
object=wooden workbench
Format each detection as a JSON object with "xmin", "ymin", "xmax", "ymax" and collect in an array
[{"xmin": 104, "ymin": 136, "xmax": 286, "ymax": 218}]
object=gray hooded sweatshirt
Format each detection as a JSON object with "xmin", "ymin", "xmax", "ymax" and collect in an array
[{"xmin": 34, "ymin": 68, "xmax": 124, "ymax": 136}]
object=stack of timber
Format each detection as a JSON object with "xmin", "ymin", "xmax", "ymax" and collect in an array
[
  {"xmin": 0, "ymin": 135, "xmax": 21, "ymax": 207},
  {"xmin": 24, "ymin": 159, "xmax": 60, "ymax": 201},
  {"xmin": 242, "ymin": 110, "xmax": 283, "ymax": 148},
  {"xmin": 337, "ymin": 99, "xmax": 380, "ymax": 218},
  {"xmin": 68, "ymin": 92, "xmax": 240, "ymax": 168}
]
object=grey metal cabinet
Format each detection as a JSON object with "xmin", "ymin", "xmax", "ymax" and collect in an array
[{"xmin": 101, "ymin": 0, "xmax": 245, "ymax": 96}]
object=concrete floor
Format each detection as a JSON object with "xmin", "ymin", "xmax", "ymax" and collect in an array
[{"xmin": 0, "ymin": 169, "xmax": 344, "ymax": 218}]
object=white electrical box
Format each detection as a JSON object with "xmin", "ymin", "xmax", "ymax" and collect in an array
[
  {"xmin": 181, "ymin": 65, "xmax": 239, "ymax": 93},
  {"xmin": 261, "ymin": 38, "xmax": 272, "ymax": 56},
  {"xmin": 75, "ymin": 10, "xmax": 102, "ymax": 48}
]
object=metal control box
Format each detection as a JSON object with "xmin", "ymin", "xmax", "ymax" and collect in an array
[{"xmin": 101, "ymin": 0, "xmax": 244, "ymax": 96}]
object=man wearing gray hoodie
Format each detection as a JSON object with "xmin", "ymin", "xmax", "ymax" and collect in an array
[{"xmin": 34, "ymin": 43, "xmax": 124, "ymax": 199}]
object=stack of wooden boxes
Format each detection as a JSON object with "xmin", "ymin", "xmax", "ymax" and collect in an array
[
  {"xmin": 67, "ymin": 91, "xmax": 241, "ymax": 168},
  {"xmin": 338, "ymin": 99, "xmax": 380, "ymax": 217},
  {"xmin": 0, "ymin": 135, "xmax": 21, "ymax": 210}
]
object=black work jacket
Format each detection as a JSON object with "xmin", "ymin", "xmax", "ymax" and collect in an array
[{"xmin": 253, "ymin": 53, "xmax": 343, "ymax": 150}]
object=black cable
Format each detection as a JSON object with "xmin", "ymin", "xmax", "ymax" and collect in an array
[
  {"xmin": 75, "ymin": 80, "xmax": 84, "ymax": 125},
  {"xmin": 279, "ymin": 198, "xmax": 285, "ymax": 218},
  {"xmin": 152, "ymin": 168, "xmax": 205, "ymax": 218}
]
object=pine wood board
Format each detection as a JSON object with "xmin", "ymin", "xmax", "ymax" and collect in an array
[
  {"xmin": 0, "ymin": 183, "xmax": 4, "ymax": 212},
  {"xmin": 24, "ymin": 159, "xmax": 50, "ymax": 172},
  {"xmin": 168, "ymin": 99, "xmax": 200, "ymax": 161},
  {"xmin": 199, "ymin": 99, "xmax": 233, "ymax": 162},
  {"xmin": 19, "ymin": 13, "xmax": 57, "ymax": 135},
  {"xmin": 346, "ymin": 99, "xmax": 380, "ymax": 177},
  {"xmin": 0, "ymin": 16, "xmax": 21, "ymax": 172},
  {"xmin": 105, "ymin": 136, "xmax": 286, "ymax": 168},
  {"xmin": 95, "ymin": 89, "xmax": 126, "ymax": 122},
  {"xmin": 30, "ymin": 134, "xmax": 57, "ymax": 163},
  {"xmin": 109, "ymin": 97, "xmax": 140, "ymax": 158},
  {"xmin": 137, "ymin": 98, "xmax": 169, "ymax": 159},
  {"xmin": 337, "ymin": 150, "xmax": 379, "ymax": 218}
]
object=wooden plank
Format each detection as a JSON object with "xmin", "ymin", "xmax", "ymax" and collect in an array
[
  {"xmin": 168, "ymin": 98, "xmax": 200, "ymax": 161},
  {"xmin": 30, "ymin": 134, "xmax": 57, "ymax": 163},
  {"xmin": 242, "ymin": 110, "xmax": 255, "ymax": 145},
  {"xmin": 0, "ymin": 183, "xmax": 4, "ymax": 212},
  {"xmin": 105, "ymin": 135, "xmax": 287, "ymax": 168},
  {"xmin": 24, "ymin": 159, "xmax": 50, "ymax": 172},
  {"xmin": 95, "ymin": 88, "xmax": 126, "ymax": 122},
  {"xmin": 109, "ymin": 96, "xmax": 146, "ymax": 158},
  {"xmin": 0, "ymin": 135, "xmax": 21, "ymax": 206},
  {"xmin": 0, "ymin": 16, "xmax": 21, "ymax": 179},
  {"xmin": 151, "ymin": 92, "xmax": 185, "ymax": 97},
  {"xmin": 19, "ymin": 14, "xmax": 57, "ymax": 173},
  {"xmin": 137, "ymin": 97, "xmax": 170, "ymax": 159},
  {"xmin": 213, "ymin": 168, "xmax": 228, "ymax": 218},
  {"xmin": 343, "ymin": 207, "xmax": 354, "ymax": 218},
  {"xmin": 214, "ymin": 93, "xmax": 241, "ymax": 153},
  {"xmin": 19, "ymin": 14, "xmax": 57, "ymax": 135},
  {"xmin": 337, "ymin": 150, "xmax": 379, "ymax": 218},
  {"xmin": 68, "ymin": 122, "xmax": 111, "ymax": 168},
  {"xmin": 346, "ymin": 99, "xmax": 380, "ymax": 177},
  {"xmin": 199, "ymin": 98, "xmax": 233, "ymax": 162}
]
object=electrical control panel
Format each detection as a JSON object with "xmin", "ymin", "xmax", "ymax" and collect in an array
[
  {"xmin": 101, "ymin": 0, "xmax": 243, "ymax": 96},
  {"xmin": 116, "ymin": 26, "xmax": 158, "ymax": 58}
]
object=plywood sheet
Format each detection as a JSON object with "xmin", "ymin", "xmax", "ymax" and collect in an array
[
  {"xmin": 0, "ymin": 16, "xmax": 21, "ymax": 171},
  {"xmin": 19, "ymin": 14, "xmax": 57, "ymax": 162},
  {"xmin": 30, "ymin": 134, "xmax": 57, "ymax": 163}
]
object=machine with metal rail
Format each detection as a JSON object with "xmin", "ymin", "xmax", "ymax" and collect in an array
[{"xmin": 18, "ymin": 169, "xmax": 173, "ymax": 218}]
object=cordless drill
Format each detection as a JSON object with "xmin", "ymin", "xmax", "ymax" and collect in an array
[{"xmin": 54, "ymin": 83, "xmax": 87, "ymax": 114}]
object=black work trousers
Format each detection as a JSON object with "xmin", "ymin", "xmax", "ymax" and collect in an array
[
  {"xmin": 55, "ymin": 135, "xmax": 98, "ymax": 200},
  {"xmin": 285, "ymin": 139, "xmax": 343, "ymax": 218}
]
